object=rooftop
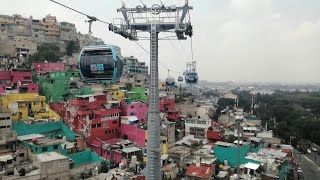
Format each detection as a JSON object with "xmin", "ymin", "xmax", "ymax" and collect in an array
[
  {"xmin": 244, "ymin": 162, "xmax": 260, "ymax": 170},
  {"xmin": 36, "ymin": 152, "xmax": 68, "ymax": 162},
  {"xmin": 122, "ymin": 147, "xmax": 141, "ymax": 154},
  {"xmin": 185, "ymin": 164, "xmax": 214, "ymax": 179},
  {"xmin": 17, "ymin": 134, "xmax": 45, "ymax": 141}
]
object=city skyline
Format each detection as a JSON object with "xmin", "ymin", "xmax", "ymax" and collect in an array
[{"xmin": 1, "ymin": 0, "xmax": 320, "ymax": 83}]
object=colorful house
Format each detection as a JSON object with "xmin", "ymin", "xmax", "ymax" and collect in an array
[
  {"xmin": 0, "ymin": 71, "xmax": 38, "ymax": 94},
  {"xmin": 127, "ymin": 87, "xmax": 148, "ymax": 102},
  {"xmin": 35, "ymin": 70, "xmax": 93, "ymax": 103},
  {"xmin": 1, "ymin": 93, "xmax": 61, "ymax": 122},
  {"xmin": 32, "ymin": 62, "xmax": 65, "ymax": 73},
  {"xmin": 213, "ymin": 141, "xmax": 251, "ymax": 166},
  {"xmin": 63, "ymin": 94, "xmax": 121, "ymax": 143},
  {"xmin": 109, "ymin": 85, "xmax": 126, "ymax": 102},
  {"xmin": 120, "ymin": 101, "xmax": 148, "ymax": 123}
]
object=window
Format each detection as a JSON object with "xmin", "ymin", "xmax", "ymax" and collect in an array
[
  {"xmin": 130, "ymin": 112, "xmax": 135, "ymax": 116},
  {"xmin": 105, "ymin": 130, "xmax": 111, "ymax": 134},
  {"xmin": 97, "ymin": 123, "xmax": 101, "ymax": 128},
  {"xmin": 34, "ymin": 102, "xmax": 40, "ymax": 105},
  {"xmin": 131, "ymin": 106, "xmax": 134, "ymax": 109},
  {"xmin": 19, "ymin": 153, "xmax": 24, "ymax": 157},
  {"xmin": 42, "ymin": 147, "xmax": 48, "ymax": 152},
  {"xmin": 113, "ymin": 129, "xmax": 117, "ymax": 133},
  {"xmin": 162, "ymin": 140, "xmax": 166, "ymax": 144},
  {"xmin": 53, "ymin": 145, "xmax": 59, "ymax": 149},
  {"xmin": 112, "ymin": 120, "xmax": 117, "ymax": 124}
]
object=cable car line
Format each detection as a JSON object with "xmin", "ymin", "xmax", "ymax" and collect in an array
[
  {"xmin": 50, "ymin": 0, "xmax": 181, "ymax": 80},
  {"xmin": 49, "ymin": 0, "xmax": 109, "ymax": 24},
  {"xmin": 134, "ymin": 41, "xmax": 179, "ymax": 74}
]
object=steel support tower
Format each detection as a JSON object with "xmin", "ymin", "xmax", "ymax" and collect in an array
[{"xmin": 110, "ymin": 1, "xmax": 193, "ymax": 179}]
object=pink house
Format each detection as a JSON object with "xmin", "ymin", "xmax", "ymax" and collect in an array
[
  {"xmin": 120, "ymin": 101, "xmax": 148, "ymax": 123},
  {"xmin": 0, "ymin": 71, "xmax": 38, "ymax": 93},
  {"xmin": 89, "ymin": 138, "xmax": 142, "ymax": 166},
  {"xmin": 0, "ymin": 71, "xmax": 32, "ymax": 83},
  {"xmin": 159, "ymin": 97, "xmax": 175, "ymax": 112},
  {"xmin": 33, "ymin": 62, "xmax": 64, "ymax": 72},
  {"xmin": 17, "ymin": 82, "xmax": 39, "ymax": 93},
  {"xmin": 10, "ymin": 71, "xmax": 32, "ymax": 83},
  {"xmin": 120, "ymin": 123, "xmax": 146, "ymax": 146}
]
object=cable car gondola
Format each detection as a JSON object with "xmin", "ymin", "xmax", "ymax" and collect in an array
[
  {"xmin": 185, "ymin": 71, "xmax": 198, "ymax": 84},
  {"xmin": 178, "ymin": 76, "xmax": 183, "ymax": 82},
  {"xmin": 166, "ymin": 76, "xmax": 175, "ymax": 87},
  {"xmin": 78, "ymin": 45, "xmax": 123, "ymax": 83}
]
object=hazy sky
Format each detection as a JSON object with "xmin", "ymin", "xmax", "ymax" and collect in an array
[{"xmin": 1, "ymin": 0, "xmax": 320, "ymax": 83}]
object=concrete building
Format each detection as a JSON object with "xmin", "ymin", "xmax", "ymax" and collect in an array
[
  {"xmin": 59, "ymin": 21, "xmax": 77, "ymax": 52},
  {"xmin": 175, "ymin": 103, "xmax": 197, "ymax": 117},
  {"xmin": 196, "ymin": 105, "xmax": 215, "ymax": 119},
  {"xmin": 123, "ymin": 56, "xmax": 148, "ymax": 75},
  {"xmin": 0, "ymin": 13, "xmax": 102, "ymax": 57},
  {"xmin": 41, "ymin": 14, "xmax": 60, "ymax": 45},
  {"xmin": 77, "ymin": 32, "xmax": 103, "ymax": 49},
  {"xmin": 185, "ymin": 117, "xmax": 212, "ymax": 139},
  {"xmin": 160, "ymin": 120, "xmax": 176, "ymax": 150},
  {"xmin": 0, "ymin": 112, "xmax": 17, "ymax": 153},
  {"xmin": 33, "ymin": 152, "xmax": 70, "ymax": 179}
]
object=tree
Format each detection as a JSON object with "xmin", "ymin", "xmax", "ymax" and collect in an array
[
  {"xmin": 66, "ymin": 40, "xmax": 77, "ymax": 57},
  {"xmin": 29, "ymin": 43, "xmax": 61, "ymax": 62}
]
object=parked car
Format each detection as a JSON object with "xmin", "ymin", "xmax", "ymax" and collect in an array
[
  {"xmin": 307, "ymin": 149, "xmax": 312, "ymax": 154},
  {"xmin": 312, "ymin": 148, "xmax": 317, "ymax": 152}
]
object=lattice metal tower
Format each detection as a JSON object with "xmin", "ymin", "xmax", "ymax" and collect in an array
[{"xmin": 110, "ymin": 1, "xmax": 193, "ymax": 179}]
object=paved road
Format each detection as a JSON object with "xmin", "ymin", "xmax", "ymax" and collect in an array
[
  {"xmin": 302, "ymin": 141, "xmax": 320, "ymax": 167},
  {"xmin": 294, "ymin": 149, "xmax": 320, "ymax": 180}
]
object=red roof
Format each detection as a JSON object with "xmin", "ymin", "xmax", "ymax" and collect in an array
[{"xmin": 185, "ymin": 164, "xmax": 214, "ymax": 179}]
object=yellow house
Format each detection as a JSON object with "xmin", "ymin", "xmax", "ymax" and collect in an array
[
  {"xmin": 143, "ymin": 130, "xmax": 169, "ymax": 163},
  {"xmin": 1, "ymin": 93, "xmax": 60, "ymax": 122},
  {"xmin": 110, "ymin": 85, "xmax": 125, "ymax": 102}
]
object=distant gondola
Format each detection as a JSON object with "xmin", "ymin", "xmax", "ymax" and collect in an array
[
  {"xmin": 178, "ymin": 76, "xmax": 183, "ymax": 82},
  {"xmin": 78, "ymin": 45, "xmax": 123, "ymax": 83},
  {"xmin": 185, "ymin": 71, "xmax": 198, "ymax": 84},
  {"xmin": 166, "ymin": 76, "xmax": 176, "ymax": 86}
]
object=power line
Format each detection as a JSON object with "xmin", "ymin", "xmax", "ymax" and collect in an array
[{"xmin": 134, "ymin": 41, "xmax": 179, "ymax": 73}]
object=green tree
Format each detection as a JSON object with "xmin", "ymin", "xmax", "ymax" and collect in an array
[
  {"xmin": 66, "ymin": 40, "xmax": 77, "ymax": 57},
  {"xmin": 29, "ymin": 43, "xmax": 61, "ymax": 62}
]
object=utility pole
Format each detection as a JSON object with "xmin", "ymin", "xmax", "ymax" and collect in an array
[
  {"xmin": 110, "ymin": 2, "xmax": 193, "ymax": 179},
  {"xmin": 235, "ymin": 116, "xmax": 243, "ymax": 180}
]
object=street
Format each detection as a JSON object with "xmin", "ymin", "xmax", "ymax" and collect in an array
[{"xmin": 294, "ymin": 149, "xmax": 320, "ymax": 180}]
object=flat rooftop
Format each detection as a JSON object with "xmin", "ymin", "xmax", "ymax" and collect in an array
[
  {"xmin": 18, "ymin": 134, "xmax": 63, "ymax": 147},
  {"xmin": 36, "ymin": 152, "xmax": 68, "ymax": 162},
  {"xmin": 122, "ymin": 147, "xmax": 141, "ymax": 154}
]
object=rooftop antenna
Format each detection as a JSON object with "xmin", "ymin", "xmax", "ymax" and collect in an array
[{"xmin": 110, "ymin": 1, "xmax": 193, "ymax": 179}]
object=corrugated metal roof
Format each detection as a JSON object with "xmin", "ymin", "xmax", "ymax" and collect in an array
[{"xmin": 185, "ymin": 164, "xmax": 214, "ymax": 179}]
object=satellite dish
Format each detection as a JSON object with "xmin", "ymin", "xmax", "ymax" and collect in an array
[{"xmin": 8, "ymin": 102, "xmax": 18, "ymax": 113}]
